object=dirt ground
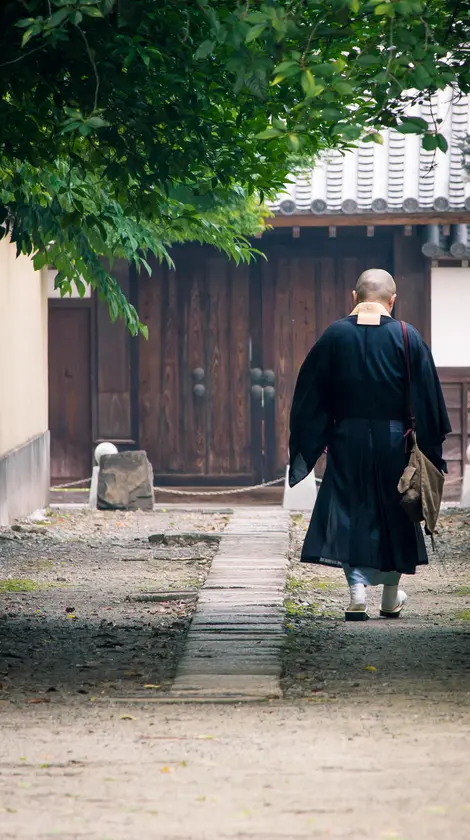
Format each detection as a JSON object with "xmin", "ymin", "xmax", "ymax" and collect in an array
[
  {"xmin": 0, "ymin": 506, "xmax": 470, "ymax": 840},
  {"xmin": 283, "ymin": 510, "xmax": 470, "ymax": 703},
  {"xmin": 0, "ymin": 507, "xmax": 229, "ymax": 701}
]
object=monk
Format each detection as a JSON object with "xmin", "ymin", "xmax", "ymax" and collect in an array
[{"xmin": 289, "ymin": 269, "xmax": 451, "ymax": 620}]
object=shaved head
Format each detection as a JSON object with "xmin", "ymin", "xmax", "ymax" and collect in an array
[{"xmin": 355, "ymin": 269, "xmax": 396, "ymax": 304}]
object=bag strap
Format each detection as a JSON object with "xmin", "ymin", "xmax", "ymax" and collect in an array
[{"xmin": 401, "ymin": 321, "xmax": 416, "ymax": 432}]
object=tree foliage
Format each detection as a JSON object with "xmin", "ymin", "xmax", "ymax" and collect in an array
[{"xmin": 1, "ymin": 0, "xmax": 468, "ymax": 331}]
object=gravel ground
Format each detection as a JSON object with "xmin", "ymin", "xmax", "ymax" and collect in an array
[
  {"xmin": 0, "ymin": 507, "xmax": 229, "ymax": 703},
  {"xmin": 1, "ymin": 506, "xmax": 470, "ymax": 840},
  {"xmin": 282, "ymin": 510, "xmax": 470, "ymax": 703}
]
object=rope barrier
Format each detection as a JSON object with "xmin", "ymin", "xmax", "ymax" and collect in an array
[{"xmin": 50, "ymin": 473, "xmax": 464, "ymax": 494}]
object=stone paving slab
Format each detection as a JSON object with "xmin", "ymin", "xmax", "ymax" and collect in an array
[
  {"xmin": 168, "ymin": 508, "xmax": 289, "ymax": 701},
  {"xmin": 170, "ymin": 674, "xmax": 282, "ymax": 700}
]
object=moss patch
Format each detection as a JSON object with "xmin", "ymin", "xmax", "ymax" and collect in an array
[
  {"xmin": 454, "ymin": 586, "xmax": 470, "ymax": 597},
  {"xmin": 285, "ymin": 599, "xmax": 322, "ymax": 617},
  {"xmin": 0, "ymin": 579, "xmax": 63, "ymax": 594},
  {"xmin": 454, "ymin": 610, "xmax": 470, "ymax": 621}
]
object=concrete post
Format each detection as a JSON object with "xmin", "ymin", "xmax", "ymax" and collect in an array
[
  {"xmin": 460, "ymin": 444, "xmax": 470, "ymax": 507},
  {"xmin": 89, "ymin": 442, "xmax": 118, "ymax": 508}
]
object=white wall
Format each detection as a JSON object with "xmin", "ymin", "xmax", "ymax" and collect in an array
[
  {"xmin": 0, "ymin": 239, "xmax": 48, "ymax": 456},
  {"xmin": 431, "ymin": 267, "xmax": 470, "ymax": 367}
]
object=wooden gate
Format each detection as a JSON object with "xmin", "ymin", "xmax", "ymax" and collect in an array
[
  {"xmin": 439, "ymin": 369, "xmax": 470, "ymax": 500},
  {"xmin": 138, "ymin": 251, "xmax": 256, "ymax": 484},
  {"xmin": 48, "ymin": 304, "xmax": 92, "ymax": 482},
  {"xmin": 258, "ymin": 231, "xmax": 395, "ymax": 479}
]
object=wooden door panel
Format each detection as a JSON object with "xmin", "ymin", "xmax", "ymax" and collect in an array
[
  {"xmin": 95, "ymin": 260, "xmax": 134, "ymax": 444},
  {"xmin": 438, "ymin": 369, "xmax": 470, "ymax": 500},
  {"xmin": 207, "ymin": 258, "xmax": 231, "ymax": 475},
  {"xmin": 185, "ymin": 266, "xmax": 206, "ymax": 474},
  {"xmin": 139, "ymin": 251, "xmax": 254, "ymax": 482},
  {"xmin": 229, "ymin": 263, "xmax": 251, "ymax": 473},
  {"xmin": 260, "ymin": 236, "xmax": 394, "ymax": 478},
  {"xmin": 49, "ymin": 306, "xmax": 91, "ymax": 482},
  {"xmin": 139, "ymin": 262, "xmax": 164, "ymax": 470}
]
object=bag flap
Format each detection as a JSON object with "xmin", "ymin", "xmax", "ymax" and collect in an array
[{"xmin": 397, "ymin": 464, "xmax": 417, "ymax": 494}]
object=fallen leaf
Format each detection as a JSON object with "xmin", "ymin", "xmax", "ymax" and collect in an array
[
  {"xmin": 120, "ymin": 714, "xmax": 136, "ymax": 721},
  {"xmin": 26, "ymin": 698, "xmax": 50, "ymax": 705},
  {"xmin": 160, "ymin": 766, "xmax": 173, "ymax": 774},
  {"xmin": 364, "ymin": 665, "xmax": 377, "ymax": 672},
  {"xmin": 143, "ymin": 684, "xmax": 161, "ymax": 689}
]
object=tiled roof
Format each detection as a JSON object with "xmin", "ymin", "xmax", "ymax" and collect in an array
[{"xmin": 271, "ymin": 89, "xmax": 470, "ymax": 216}]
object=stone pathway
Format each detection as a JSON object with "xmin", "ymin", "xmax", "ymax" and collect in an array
[{"xmin": 170, "ymin": 507, "xmax": 290, "ymax": 701}]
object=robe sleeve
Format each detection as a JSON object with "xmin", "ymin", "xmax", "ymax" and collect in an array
[
  {"xmin": 289, "ymin": 329, "xmax": 334, "ymax": 487},
  {"xmin": 409, "ymin": 328, "xmax": 452, "ymax": 473}
]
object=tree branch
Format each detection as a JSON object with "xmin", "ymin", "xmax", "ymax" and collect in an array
[{"xmin": 76, "ymin": 25, "xmax": 100, "ymax": 114}]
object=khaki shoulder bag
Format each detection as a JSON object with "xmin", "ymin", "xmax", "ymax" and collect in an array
[{"xmin": 397, "ymin": 321, "xmax": 444, "ymax": 539}]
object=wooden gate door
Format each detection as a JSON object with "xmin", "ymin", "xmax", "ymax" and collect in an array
[
  {"xmin": 48, "ymin": 304, "xmax": 92, "ymax": 482},
  {"xmin": 438, "ymin": 369, "xmax": 470, "ymax": 501},
  {"xmin": 139, "ymin": 251, "xmax": 256, "ymax": 484},
  {"xmin": 259, "ymin": 232, "xmax": 394, "ymax": 479}
]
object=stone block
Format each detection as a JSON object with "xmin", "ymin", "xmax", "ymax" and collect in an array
[{"xmin": 97, "ymin": 450, "xmax": 153, "ymax": 511}]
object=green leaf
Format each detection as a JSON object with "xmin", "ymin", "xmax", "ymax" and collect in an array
[
  {"xmin": 309, "ymin": 63, "xmax": 335, "ymax": 77},
  {"xmin": 85, "ymin": 116, "xmax": 109, "ymax": 129},
  {"xmin": 355, "ymin": 54, "xmax": 382, "ymax": 67},
  {"xmin": 396, "ymin": 116, "xmax": 428, "ymax": 134},
  {"xmin": 195, "ymin": 40, "xmax": 215, "ymax": 60},
  {"xmin": 21, "ymin": 28, "xmax": 35, "ymax": 47},
  {"xmin": 256, "ymin": 126, "xmax": 282, "ymax": 139},
  {"xmin": 363, "ymin": 132, "xmax": 384, "ymax": 144},
  {"xmin": 246, "ymin": 11, "xmax": 268, "ymax": 24},
  {"xmin": 374, "ymin": 3, "xmax": 395, "ymax": 14},
  {"xmin": 140, "ymin": 323, "xmax": 149, "ymax": 340},
  {"xmin": 81, "ymin": 6, "xmax": 104, "ymax": 18},
  {"xmin": 245, "ymin": 24, "xmax": 266, "ymax": 44},
  {"xmin": 436, "ymin": 133, "xmax": 448, "ymax": 153},
  {"xmin": 273, "ymin": 60, "xmax": 299, "ymax": 75},
  {"xmin": 47, "ymin": 8, "xmax": 70, "ymax": 28},
  {"xmin": 422, "ymin": 133, "xmax": 439, "ymax": 151},
  {"xmin": 287, "ymin": 133, "xmax": 300, "ymax": 152},
  {"xmin": 333, "ymin": 81, "xmax": 354, "ymax": 95},
  {"xmin": 301, "ymin": 70, "xmax": 317, "ymax": 97},
  {"xmin": 16, "ymin": 18, "xmax": 36, "ymax": 29}
]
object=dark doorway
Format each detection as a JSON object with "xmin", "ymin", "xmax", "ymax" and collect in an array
[{"xmin": 49, "ymin": 305, "xmax": 92, "ymax": 483}]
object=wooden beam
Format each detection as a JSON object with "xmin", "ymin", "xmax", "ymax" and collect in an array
[{"xmin": 268, "ymin": 212, "xmax": 470, "ymax": 229}]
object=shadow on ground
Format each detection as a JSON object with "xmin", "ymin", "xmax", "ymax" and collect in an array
[{"xmin": 0, "ymin": 613, "xmax": 190, "ymax": 700}]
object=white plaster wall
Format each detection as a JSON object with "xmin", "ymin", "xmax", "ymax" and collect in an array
[
  {"xmin": 0, "ymin": 238, "xmax": 48, "ymax": 456},
  {"xmin": 431, "ymin": 267, "xmax": 470, "ymax": 367}
]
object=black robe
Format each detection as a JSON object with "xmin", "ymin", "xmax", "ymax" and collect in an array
[{"xmin": 289, "ymin": 316, "xmax": 451, "ymax": 574}]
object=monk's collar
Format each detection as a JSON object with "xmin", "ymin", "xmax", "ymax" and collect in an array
[{"xmin": 349, "ymin": 301, "xmax": 391, "ymax": 325}]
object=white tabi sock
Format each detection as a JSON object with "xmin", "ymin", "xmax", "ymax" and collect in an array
[
  {"xmin": 381, "ymin": 584, "xmax": 399, "ymax": 611},
  {"xmin": 348, "ymin": 583, "xmax": 367, "ymax": 611}
]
